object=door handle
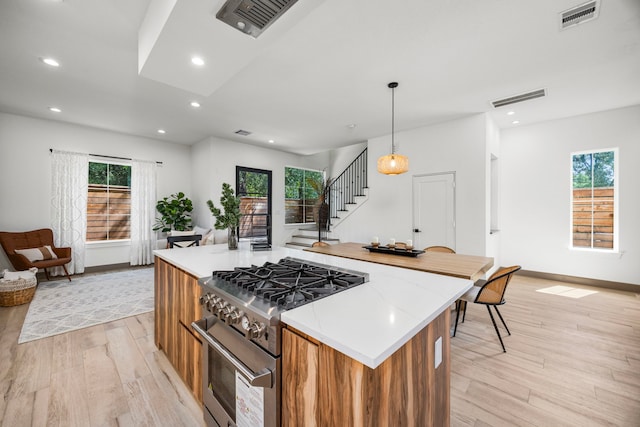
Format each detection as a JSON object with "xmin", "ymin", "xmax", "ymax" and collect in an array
[
  {"xmin": 413, "ymin": 228, "xmax": 421, "ymax": 233},
  {"xmin": 192, "ymin": 319, "xmax": 272, "ymax": 388}
]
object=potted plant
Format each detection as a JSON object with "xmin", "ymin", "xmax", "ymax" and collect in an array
[
  {"xmin": 153, "ymin": 192, "xmax": 193, "ymax": 233},
  {"xmin": 306, "ymin": 174, "xmax": 333, "ymax": 239},
  {"xmin": 207, "ymin": 183, "xmax": 242, "ymax": 250}
]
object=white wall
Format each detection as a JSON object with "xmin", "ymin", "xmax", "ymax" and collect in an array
[
  {"xmin": 328, "ymin": 142, "xmax": 368, "ymax": 179},
  {"xmin": 190, "ymin": 137, "xmax": 326, "ymax": 247},
  {"xmin": 485, "ymin": 115, "xmax": 501, "ymax": 272},
  {"xmin": 333, "ymin": 114, "xmax": 489, "ymax": 257},
  {"xmin": 0, "ymin": 113, "xmax": 191, "ymax": 269},
  {"xmin": 500, "ymin": 105, "xmax": 640, "ymax": 285}
]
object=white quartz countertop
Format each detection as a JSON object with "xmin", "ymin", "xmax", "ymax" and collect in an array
[{"xmin": 154, "ymin": 243, "xmax": 473, "ymax": 369}]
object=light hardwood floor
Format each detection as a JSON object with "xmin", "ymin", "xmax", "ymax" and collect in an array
[
  {"xmin": 1, "ymin": 275, "xmax": 638, "ymax": 426},
  {"xmin": 450, "ymin": 275, "xmax": 640, "ymax": 427},
  {"xmin": 0, "ymin": 307, "xmax": 205, "ymax": 427}
]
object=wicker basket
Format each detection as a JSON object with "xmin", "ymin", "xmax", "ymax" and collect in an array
[{"xmin": 0, "ymin": 277, "xmax": 37, "ymax": 306}]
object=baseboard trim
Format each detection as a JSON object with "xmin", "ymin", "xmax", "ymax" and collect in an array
[
  {"xmin": 84, "ymin": 263, "xmax": 143, "ymax": 274},
  {"xmin": 518, "ymin": 270, "xmax": 638, "ymax": 293},
  {"xmin": 35, "ymin": 263, "xmax": 152, "ymax": 281}
]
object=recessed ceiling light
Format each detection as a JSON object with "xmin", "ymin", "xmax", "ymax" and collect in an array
[
  {"xmin": 191, "ymin": 56, "xmax": 205, "ymax": 66},
  {"xmin": 507, "ymin": 111, "xmax": 515, "ymax": 116},
  {"xmin": 347, "ymin": 124, "xmax": 356, "ymax": 129},
  {"xmin": 512, "ymin": 120, "xmax": 520, "ymax": 125},
  {"xmin": 157, "ymin": 129, "xmax": 166, "ymax": 134},
  {"xmin": 268, "ymin": 139, "xmax": 275, "ymax": 144},
  {"xmin": 49, "ymin": 106, "xmax": 61, "ymax": 113},
  {"xmin": 190, "ymin": 101, "xmax": 201, "ymax": 108},
  {"xmin": 40, "ymin": 57, "xmax": 60, "ymax": 67}
]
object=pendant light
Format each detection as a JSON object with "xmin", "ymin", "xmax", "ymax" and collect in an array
[{"xmin": 377, "ymin": 82, "xmax": 409, "ymax": 175}]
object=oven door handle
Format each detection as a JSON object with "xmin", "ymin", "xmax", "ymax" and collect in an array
[{"xmin": 191, "ymin": 319, "xmax": 272, "ymax": 388}]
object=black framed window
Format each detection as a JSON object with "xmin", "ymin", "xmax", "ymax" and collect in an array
[{"xmin": 236, "ymin": 166, "xmax": 272, "ymax": 245}]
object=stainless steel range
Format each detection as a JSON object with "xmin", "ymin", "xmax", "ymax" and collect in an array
[{"xmin": 192, "ymin": 256, "xmax": 369, "ymax": 427}]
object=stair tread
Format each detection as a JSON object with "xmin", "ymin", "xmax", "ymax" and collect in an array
[
  {"xmin": 286, "ymin": 241, "xmax": 313, "ymax": 248},
  {"xmin": 292, "ymin": 234, "xmax": 339, "ymax": 241}
]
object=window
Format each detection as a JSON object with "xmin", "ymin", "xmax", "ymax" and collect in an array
[
  {"xmin": 237, "ymin": 166, "xmax": 272, "ymax": 245},
  {"xmin": 87, "ymin": 161, "xmax": 131, "ymax": 241},
  {"xmin": 571, "ymin": 149, "xmax": 617, "ymax": 250},
  {"xmin": 284, "ymin": 167, "xmax": 323, "ymax": 224}
]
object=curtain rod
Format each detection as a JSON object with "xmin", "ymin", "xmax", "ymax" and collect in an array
[{"xmin": 49, "ymin": 148, "xmax": 163, "ymax": 165}]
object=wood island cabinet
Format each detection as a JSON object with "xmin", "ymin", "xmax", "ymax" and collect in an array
[
  {"xmin": 282, "ymin": 308, "xmax": 451, "ymax": 427},
  {"xmin": 154, "ymin": 257, "xmax": 202, "ymax": 403}
]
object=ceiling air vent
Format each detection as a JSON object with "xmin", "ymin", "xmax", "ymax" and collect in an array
[
  {"xmin": 235, "ymin": 129, "xmax": 252, "ymax": 136},
  {"xmin": 560, "ymin": 0, "xmax": 600, "ymax": 30},
  {"xmin": 217, "ymin": 0, "xmax": 299, "ymax": 38},
  {"xmin": 491, "ymin": 89, "xmax": 546, "ymax": 108}
]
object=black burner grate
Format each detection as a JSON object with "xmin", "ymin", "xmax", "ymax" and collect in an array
[{"xmin": 211, "ymin": 257, "xmax": 367, "ymax": 309}]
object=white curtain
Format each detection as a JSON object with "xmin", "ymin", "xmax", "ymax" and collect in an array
[
  {"xmin": 51, "ymin": 150, "xmax": 88, "ymax": 275},
  {"xmin": 130, "ymin": 160, "xmax": 157, "ymax": 265}
]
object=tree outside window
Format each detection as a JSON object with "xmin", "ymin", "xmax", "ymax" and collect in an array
[{"xmin": 284, "ymin": 167, "xmax": 323, "ymax": 224}]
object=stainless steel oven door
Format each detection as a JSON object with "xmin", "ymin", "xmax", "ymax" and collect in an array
[{"xmin": 192, "ymin": 317, "xmax": 280, "ymax": 427}]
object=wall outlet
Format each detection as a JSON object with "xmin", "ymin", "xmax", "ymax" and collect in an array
[{"xmin": 434, "ymin": 336, "xmax": 442, "ymax": 369}]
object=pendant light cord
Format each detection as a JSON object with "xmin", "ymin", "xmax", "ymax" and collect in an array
[
  {"xmin": 391, "ymin": 86, "xmax": 395, "ymax": 154},
  {"xmin": 388, "ymin": 82, "xmax": 398, "ymax": 155}
]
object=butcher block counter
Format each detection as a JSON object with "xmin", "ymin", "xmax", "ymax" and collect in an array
[{"xmin": 305, "ymin": 242, "xmax": 494, "ymax": 281}]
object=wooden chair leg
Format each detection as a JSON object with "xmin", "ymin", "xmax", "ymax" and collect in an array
[
  {"xmin": 62, "ymin": 265, "xmax": 72, "ymax": 281},
  {"xmin": 493, "ymin": 306, "xmax": 510, "ymax": 336},
  {"xmin": 486, "ymin": 305, "xmax": 506, "ymax": 352},
  {"xmin": 44, "ymin": 268, "xmax": 50, "ymax": 280}
]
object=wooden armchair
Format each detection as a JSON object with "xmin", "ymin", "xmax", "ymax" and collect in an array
[{"xmin": 0, "ymin": 228, "xmax": 72, "ymax": 281}]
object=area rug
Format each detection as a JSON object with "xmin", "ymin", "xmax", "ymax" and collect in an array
[{"xmin": 18, "ymin": 267, "xmax": 154, "ymax": 344}]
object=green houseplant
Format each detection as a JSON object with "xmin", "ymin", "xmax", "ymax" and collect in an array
[
  {"xmin": 207, "ymin": 183, "xmax": 242, "ymax": 250},
  {"xmin": 153, "ymin": 192, "xmax": 193, "ymax": 232},
  {"xmin": 306, "ymin": 174, "xmax": 333, "ymax": 235}
]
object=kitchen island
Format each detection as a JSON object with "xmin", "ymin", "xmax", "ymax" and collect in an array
[{"xmin": 154, "ymin": 243, "xmax": 489, "ymax": 426}]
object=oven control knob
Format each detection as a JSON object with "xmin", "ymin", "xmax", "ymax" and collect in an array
[
  {"xmin": 246, "ymin": 322, "xmax": 266, "ymax": 339},
  {"xmin": 207, "ymin": 295, "xmax": 220, "ymax": 310},
  {"xmin": 198, "ymin": 294, "xmax": 208, "ymax": 306},
  {"xmin": 211, "ymin": 300, "xmax": 227, "ymax": 317},
  {"xmin": 220, "ymin": 304, "xmax": 233, "ymax": 317},
  {"xmin": 225, "ymin": 308, "xmax": 244, "ymax": 325}
]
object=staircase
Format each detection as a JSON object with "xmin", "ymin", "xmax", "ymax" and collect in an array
[
  {"xmin": 327, "ymin": 148, "xmax": 369, "ymax": 228},
  {"xmin": 285, "ymin": 226, "xmax": 341, "ymax": 249},
  {"xmin": 285, "ymin": 148, "xmax": 369, "ymax": 249}
]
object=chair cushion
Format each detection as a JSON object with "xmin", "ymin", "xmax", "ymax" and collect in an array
[
  {"xmin": 14, "ymin": 246, "xmax": 58, "ymax": 262},
  {"xmin": 31, "ymin": 257, "xmax": 72, "ymax": 268},
  {"xmin": 462, "ymin": 285, "xmax": 503, "ymax": 304}
]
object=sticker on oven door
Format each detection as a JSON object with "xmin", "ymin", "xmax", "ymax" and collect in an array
[{"xmin": 235, "ymin": 371, "xmax": 264, "ymax": 427}]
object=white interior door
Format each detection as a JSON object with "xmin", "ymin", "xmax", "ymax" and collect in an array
[{"xmin": 412, "ymin": 173, "xmax": 456, "ymax": 250}]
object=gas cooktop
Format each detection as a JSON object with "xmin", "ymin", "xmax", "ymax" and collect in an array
[{"xmin": 211, "ymin": 257, "xmax": 368, "ymax": 310}]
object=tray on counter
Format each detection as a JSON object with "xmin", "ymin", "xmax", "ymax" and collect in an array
[{"xmin": 362, "ymin": 245, "xmax": 425, "ymax": 257}]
